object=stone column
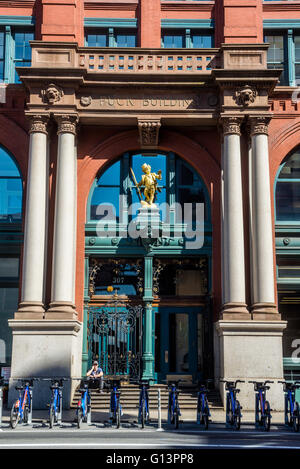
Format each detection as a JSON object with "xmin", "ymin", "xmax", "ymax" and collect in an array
[
  {"xmin": 16, "ymin": 114, "xmax": 49, "ymax": 319},
  {"xmin": 220, "ymin": 116, "xmax": 249, "ymax": 319},
  {"xmin": 249, "ymin": 116, "xmax": 278, "ymax": 319},
  {"xmin": 47, "ymin": 114, "xmax": 78, "ymax": 319}
]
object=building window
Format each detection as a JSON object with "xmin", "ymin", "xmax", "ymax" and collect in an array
[
  {"xmin": 162, "ymin": 29, "xmax": 214, "ymax": 48},
  {"xmin": 85, "ymin": 29, "xmax": 137, "ymax": 48},
  {"xmin": 14, "ymin": 30, "xmax": 34, "ymax": 83},
  {"xmin": 87, "ymin": 152, "xmax": 209, "ymax": 225},
  {"xmin": 0, "ymin": 27, "xmax": 34, "ymax": 84},
  {"xmin": 264, "ymin": 30, "xmax": 300, "ymax": 86},
  {"xmin": 0, "ymin": 146, "xmax": 23, "ymax": 223},
  {"xmin": 275, "ymin": 148, "xmax": 300, "ymax": 222},
  {"xmin": 264, "ymin": 33, "xmax": 286, "ymax": 84}
]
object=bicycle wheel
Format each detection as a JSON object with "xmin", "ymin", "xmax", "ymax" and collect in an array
[
  {"xmin": 233, "ymin": 401, "xmax": 241, "ymax": 431},
  {"xmin": 77, "ymin": 407, "xmax": 83, "ymax": 429},
  {"xmin": 49, "ymin": 404, "xmax": 55, "ymax": 428},
  {"xmin": 293, "ymin": 402, "xmax": 300, "ymax": 432},
  {"xmin": 174, "ymin": 409, "xmax": 179, "ymax": 429},
  {"xmin": 263, "ymin": 401, "xmax": 271, "ymax": 432},
  {"xmin": 23, "ymin": 406, "xmax": 29, "ymax": 424},
  {"xmin": 10, "ymin": 402, "xmax": 20, "ymax": 429},
  {"xmin": 141, "ymin": 402, "xmax": 146, "ymax": 429},
  {"xmin": 116, "ymin": 403, "xmax": 121, "ymax": 429},
  {"xmin": 226, "ymin": 394, "xmax": 233, "ymax": 426},
  {"xmin": 203, "ymin": 412, "xmax": 209, "ymax": 430}
]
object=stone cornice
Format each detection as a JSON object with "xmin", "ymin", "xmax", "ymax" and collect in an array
[
  {"xmin": 84, "ymin": 0, "xmax": 138, "ymax": 10},
  {"xmin": 0, "ymin": 1, "xmax": 34, "ymax": 7},
  {"xmin": 161, "ymin": 1, "xmax": 214, "ymax": 12},
  {"xmin": 263, "ymin": 2, "xmax": 300, "ymax": 12}
]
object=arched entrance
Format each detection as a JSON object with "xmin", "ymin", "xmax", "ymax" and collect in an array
[{"xmin": 82, "ymin": 150, "xmax": 212, "ymax": 383}]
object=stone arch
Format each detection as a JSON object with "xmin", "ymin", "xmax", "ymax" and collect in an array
[{"xmin": 76, "ymin": 129, "xmax": 222, "ymax": 321}]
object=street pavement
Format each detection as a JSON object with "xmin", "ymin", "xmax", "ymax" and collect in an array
[{"xmin": 1, "ymin": 408, "xmax": 300, "ymax": 449}]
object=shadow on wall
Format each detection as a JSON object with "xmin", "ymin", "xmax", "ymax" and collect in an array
[{"xmin": 7, "ymin": 364, "xmax": 82, "ymax": 410}]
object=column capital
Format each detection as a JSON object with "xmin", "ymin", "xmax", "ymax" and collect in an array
[
  {"xmin": 249, "ymin": 115, "xmax": 272, "ymax": 136},
  {"xmin": 55, "ymin": 114, "xmax": 79, "ymax": 135},
  {"xmin": 220, "ymin": 116, "xmax": 243, "ymax": 136},
  {"xmin": 27, "ymin": 114, "xmax": 50, "ymax": 135}
]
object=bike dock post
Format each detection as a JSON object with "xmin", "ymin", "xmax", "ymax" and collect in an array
[
  {"xmin": 0, "ymin": 385, "xmax": 3, "ymax": 428},
  {"xmin": 157, "ymin": 388, "xmax": 163, "ymax": 431}
]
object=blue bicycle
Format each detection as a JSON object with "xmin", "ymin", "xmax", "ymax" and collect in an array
[
  {"xmin": 197, "ymin": 380, "xmax": 212, "ymax": 430},
  {"xmin": 167, "ymin": 380, "xmax": 182, "ymax": 429},
  {"xmin": 138, "ymin": 380, "xmax": 150, "ymax": 429},
  {"xmin": 221, "ymin": 380, "xmax": 244, "ymax": 430},
  {"xmin": 76, "ymin": 378, "xmax": 91, "ymax": 429},
  {"xmin": 108, "ymin": 379, "xmax": 123, "ymax": 428},
  {"xmin": 279, "ymin": 380, "xmax": 300, "ymax": 432},
  {"xmin": 249, "ymin": 380, "xmax": 273, "ymax": 431},
  {"xmin": 10, "ymin": 378, "xmax": 39, "ymax": 429},
  {"xmin": 44, "ymin": 378, "xmax": 67, "ymax": 428}
]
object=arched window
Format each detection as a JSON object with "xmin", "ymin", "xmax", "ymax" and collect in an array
[
  {"xmin": 0, "ymin": 146, "xmax": 22, "ymax": 222},
  {"xmin": 87, "ymin": 151, "xmax": 210, "ymax": 224}
]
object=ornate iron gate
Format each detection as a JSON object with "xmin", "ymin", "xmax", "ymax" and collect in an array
[{"xmin": 87, "ymin": 298, "xmax": 143, "ymax": 381}]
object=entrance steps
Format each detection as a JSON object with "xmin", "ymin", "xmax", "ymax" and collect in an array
[{"xmin": 71, "ymin": 384, "xmax": 223, "ymax": 411}]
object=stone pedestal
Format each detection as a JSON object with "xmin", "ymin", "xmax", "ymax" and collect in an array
[
  {"xmin": 215, "ymin": 320, "xmax": 287, "ymax": 411},
  {"xmin": 8, "ymin": 320, "xmax": 82, "ymax": 409}
]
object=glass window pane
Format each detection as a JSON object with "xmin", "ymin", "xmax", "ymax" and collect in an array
[
  {"xmin": 97, "ymin": 160, "xmax": 120, "ymax": 186},
  {"xmin": 162, "ymin": 33, "xmax": 184, "ymax": 48},
  {"xmin": 295, "ymin": 37, "xmax": 300, "ymax": 63},
  {"xmin": 279, "ymin": 151, "xmax": 300, "ymax": 179},
  {"xmin": 87, "ymin": 33, "xmax": 107, "ymax": 47},
  {"xmin": 178, "ymin": 161, "xmax": 194, "ymax": 185},
  {"xmin": 0, "ymin": 258, "xmax": 19, "ymax": 278},
  {"xmin": 265, "ymin": 35, "xmax": 284, "ymax": 64},
  {"xmin": 90, "ymin": 186, "xmax": 120, "ymax": 221},
  {"xmin": 276, "ymin": 182, "xmax": 300, "ymax": 221},
  {"xmin": 192, "ymin": 34, "xmax": 213, "ymax": 48},
  {"xmin": 0, "ymin": 287, "xmax": 19, "ymax": 366},
  {"xmin": 295, "ymin": 64, "xmax": 300, "ymax": 83},
  {"xmin": 169, "ymin": 313, "xmax": 189, "ymax": 373},
  {"xmin": 115, "ymin": 33, "xmax": 136, "ymax": 48}
]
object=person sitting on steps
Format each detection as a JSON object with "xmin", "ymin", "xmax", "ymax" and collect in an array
[{"xmin": 86, "ymin": 360, "xmax": 104, "ymax": 394}]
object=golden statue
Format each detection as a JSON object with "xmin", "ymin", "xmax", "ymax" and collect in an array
[{"xmin": 131, "ymin": 164, "xmax": 162, "ymax": 207}]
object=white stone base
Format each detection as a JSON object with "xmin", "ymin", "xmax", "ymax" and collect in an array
[
  {"xmin": 215, "ymin": 320, "xmax": 287, "ymax": 411},
  {"xmin": 8, "ymin": 320, "xmax": 82, "ymax": 409}
]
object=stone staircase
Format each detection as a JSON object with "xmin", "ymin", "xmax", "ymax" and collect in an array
[{"xmin": 71, "ymin": 384, "xmax": 223, "ymax": 411}]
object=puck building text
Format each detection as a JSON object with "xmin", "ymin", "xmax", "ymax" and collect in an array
[{"xmin": 0, "ymin": 0, "xmax": 300, "ymax": 410}]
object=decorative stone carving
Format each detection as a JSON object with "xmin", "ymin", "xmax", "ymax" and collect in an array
[
  {"xmin": 249, "ymin": 116, "xmax": 271, "ymax": 136},
  {"xmin": 28, "ymin": 114, "xmax": 49, "ymax": 135},
  {"xmin": 220, "ymin": 116, "xmax": 243, "ymax": 136},
  {"xmin": 80, "ymin": 96, "xmax": 92, "ymax": 107},
  {"xmin": 138, "ymin": 118, "xmax": 161, "ymax": 148},
  {"xmin": 42, "ymin": 83, "xmax": 64, "ymax": 105},
  {"xmin": 234, "ymin": 85, "xmax": 257, "ymax": 107},
  {"xmin": 55, "ymin": 114, "xmax": 79, "ymax": 135}
]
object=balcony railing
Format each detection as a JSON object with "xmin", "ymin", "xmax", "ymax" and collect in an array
[{"xmin": 77, "ymin": 48, "xmax": 219, "ymax": 74}]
